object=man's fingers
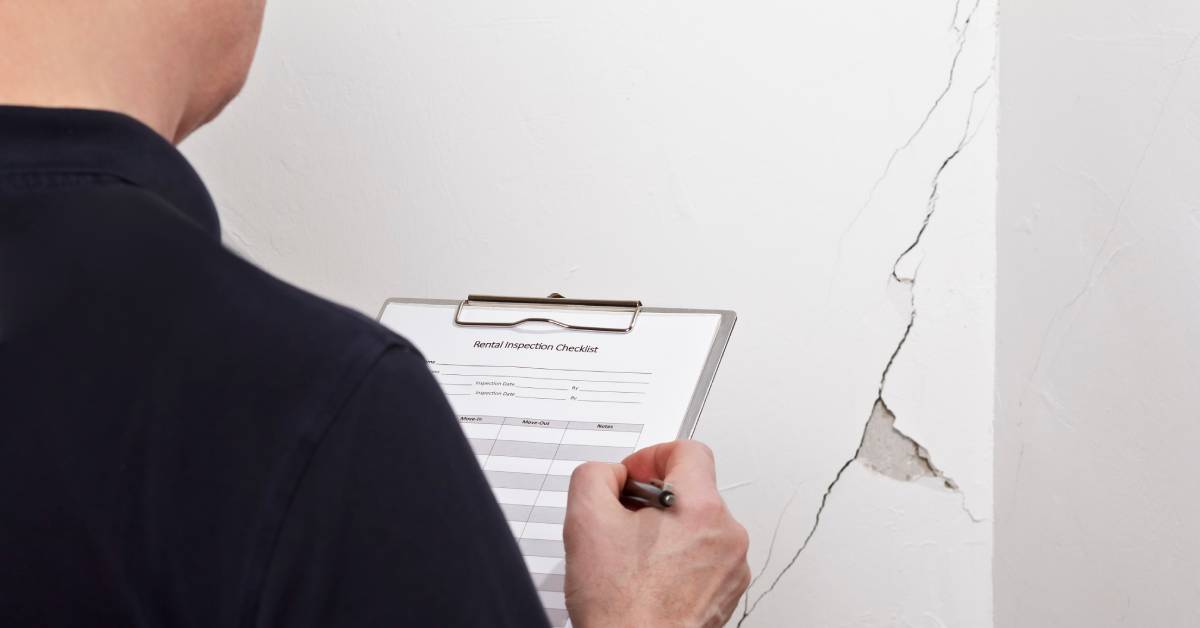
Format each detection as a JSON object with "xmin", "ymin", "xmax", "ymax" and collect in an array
[
  {"xmin": 567, "ymin": 461, "xmax": 628, "ymax": 508},
  {"xmin": 622, "ymin": 440, "xmax": 717, "ymax": 495},
  {"xmin": 569, "ymin": 441, "xmax": 720, "ymax": 517}
]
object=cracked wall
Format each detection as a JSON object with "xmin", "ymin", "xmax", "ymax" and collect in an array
[
  {"xmin": 184, "ymin": 1, "xmax": 997, "ymax": 625},
  {"xmin": 737, "ymin": 0, "xmax": 995, "ymax": 622}
]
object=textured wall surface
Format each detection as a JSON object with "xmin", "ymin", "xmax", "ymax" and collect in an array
[
  {"xmin": 183, "ymin": 1, "xmax": 996, "ymax": 624},
  {"xmin": 997, "ymin": 0, "xmax": 1200, "ymax": 626}
]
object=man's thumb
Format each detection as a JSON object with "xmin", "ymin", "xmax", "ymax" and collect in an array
[{"xmin": 567, "ymin": 461, "xmax": 627, "ymax": 508}]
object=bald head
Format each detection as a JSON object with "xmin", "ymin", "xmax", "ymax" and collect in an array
[{"xmin": 0, "ymin": 0, "xmax": 268, "ymax": 142}]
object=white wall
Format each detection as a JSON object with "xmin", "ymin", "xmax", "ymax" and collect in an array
[
  {"xmin": 184, "ymin": 1, "xmax": 996, "ymax": 625},
  {"xmin": 997, "ymin": 1, "xmax": 1200, "ymax": 626}
]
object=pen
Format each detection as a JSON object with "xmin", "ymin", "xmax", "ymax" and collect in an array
[{"xmin": 620, "ymin": 479, "xmax": 676, "ymax": 509}]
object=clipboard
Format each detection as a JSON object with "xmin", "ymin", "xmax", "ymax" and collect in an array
[
  {"xmin": 376, "ymin": 294, "xmax": 735, "ymax": 627},
  {"xmin": 376, "ymin": 294, "xmax": 736, "ymax": 438}
]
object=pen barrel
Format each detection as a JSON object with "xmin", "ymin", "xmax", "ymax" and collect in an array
[{"xmin": 621, "ymin": 480, "xmax": 675, "ymax": 509}]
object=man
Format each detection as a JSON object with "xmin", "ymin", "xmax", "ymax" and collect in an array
[{"xmin": 0, "ymin": 1, "xmax": 751, "ymax": 627}]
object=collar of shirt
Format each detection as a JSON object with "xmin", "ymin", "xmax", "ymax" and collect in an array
[{"xmin": 0, "ymin": 105, "xmax": 220, "ymax": 238}]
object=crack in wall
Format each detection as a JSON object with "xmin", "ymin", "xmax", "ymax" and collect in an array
[
  {"xmin": 737, "ymin": 456, "xmax": 858, "ymax": 627},
  {"xmin": 893, "ymin": 70, "xmax": 994, "ymax": 281},
  {"xmin": 845, "ymin": 0, "xmax": 983, "ymax": 236},
  {"xmin": 736, "ymin": 44, "xmax": 996, "ymax": 628},
  {"xmin": 741, "ymin": 485, "xmax": 802, "ymax": 607}
]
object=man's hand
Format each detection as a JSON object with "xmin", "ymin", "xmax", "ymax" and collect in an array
[{"xmin": 563, "ymin": 440, "xmax": 751, "ymax": 628}]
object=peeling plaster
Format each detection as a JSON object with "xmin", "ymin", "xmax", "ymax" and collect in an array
[{"xmin": 858, "ymin": 400, "xmax": 945, "ymax": 484}]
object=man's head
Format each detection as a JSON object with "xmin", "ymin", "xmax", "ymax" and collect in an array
[
  {"xmin": 173, "ymin": 0, "xmax": 270, "ymax": 138},
  {"xmin": 0, "ymin": 0, "xmax": 268, "ymax": 142}
]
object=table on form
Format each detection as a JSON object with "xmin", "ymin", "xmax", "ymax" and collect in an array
[{"xmin": 459, "ymin": 415, "xmax": 644, "ymax": 628}]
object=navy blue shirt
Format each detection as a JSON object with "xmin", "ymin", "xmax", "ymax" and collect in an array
[{"xmin": 0, "ymin": 106, "xmax": 549, "ymax": 627}]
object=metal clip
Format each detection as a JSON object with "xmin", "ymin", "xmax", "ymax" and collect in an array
[{"xmin": 453, "ymin": 294, "xmax": 642, "ymax": 333}]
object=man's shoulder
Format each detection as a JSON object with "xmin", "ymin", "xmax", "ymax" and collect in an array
[
  {"xmin": 158, "ymin": 184, "xmax": 403, "ymax": 347},
  {"xmin": 8, "ymin": 179, "xmax": 423, "ymax": 408},
  {"xmin": 137, "ymin": 192, "xmax": 418, "ymax": 382}
]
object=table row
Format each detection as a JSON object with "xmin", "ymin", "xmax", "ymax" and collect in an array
[
  {"xmin": 469, "ymin": 440, "xmax": 636, "ymax": 463},
  {"xmin": 475, "ymin": 455, "xmax": 587, "ymax": 475},
  {"xmin": 507, "ymin": 521, "xmax": 564, "ymax": 541},
  {"xmin": 493, "ymin": 486, "xmax": 567, "ymax": 509},
  {"xmin": 462, "ymin": 423, "xmax": 641, "ymax": 447},
  {"xmin": 459, "ymin": 416, "xmax": 644, "ymax": 432}
]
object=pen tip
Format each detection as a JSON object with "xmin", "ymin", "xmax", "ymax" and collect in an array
[{"xmin": 661, "ymin": 492, "xmax": 676, "ymax": 507}]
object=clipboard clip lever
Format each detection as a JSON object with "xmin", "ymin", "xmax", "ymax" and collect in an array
[{"xmin": 453, "ymin": 294, "xmax": 642, "ymax": 333}]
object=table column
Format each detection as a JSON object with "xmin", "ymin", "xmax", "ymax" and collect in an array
[
  {"xmin": 486, "ymin": 417, "xmax": 567, "ymax": 538},
  {"xmin": 457, "ymin": 415, "xmax": 503, "ymax": 467},
  {"xmin": 522, "ymin": 421, "xmax": 643, "ymax": 626}
]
